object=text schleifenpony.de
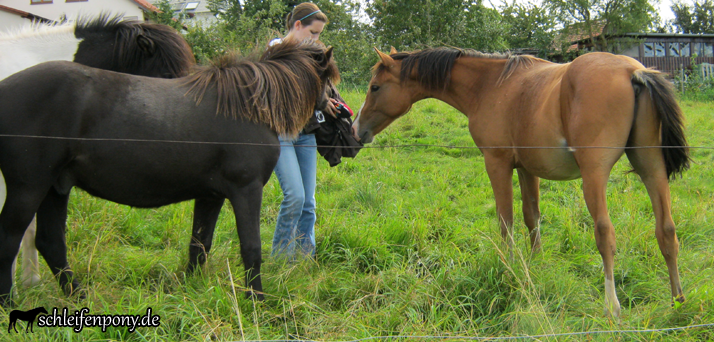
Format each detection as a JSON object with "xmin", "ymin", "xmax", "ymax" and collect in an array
[{"xmin": 8, "ymin": 307, "xmax": 161, "ymax": 333}]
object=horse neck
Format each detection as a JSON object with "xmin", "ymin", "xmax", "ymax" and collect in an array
[
  {"xmin": 0, "ymin": 25, "xmax": 80, "ymax": 81},
  {"xmin": 425, "ymin": 57, "xmax": 509, "ymax": 118}
]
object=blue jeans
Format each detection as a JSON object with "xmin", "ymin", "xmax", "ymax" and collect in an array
[{"xmin": 271, "ymin": 133, "xmax": 317, "ymax": 259}]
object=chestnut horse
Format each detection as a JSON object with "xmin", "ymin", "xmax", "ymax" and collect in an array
[
  {"xmin": 0, "ymin": 39, "xmax": 337, "ymax": 306},
  {"xmin": 353, "ymin": 47, "xmax": 690, "ymax": 317}
]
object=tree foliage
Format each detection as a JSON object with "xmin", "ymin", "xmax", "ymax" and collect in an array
[
  {"xmin": 545, "ymin": 0, "xmax": 658, "ymax": 52},
  {"xmin": 366, "ymin": 0, "xmax": 507, "ymax": 51},
  {"xmin": 147, "ymin": 0, "xmax": 671, "ymax": 85},
  {"xmin": 500, "ymin": 1, "xmax": 556, "ymax": 57},
  {"xmin": 672, "ymin": 0, "xmax": 714, "ymax": 33}
]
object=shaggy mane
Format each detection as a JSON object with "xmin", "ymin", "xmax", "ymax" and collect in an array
[{"xmin": 184, "ymin": 39, "xmax": 339, "ymax": 137}]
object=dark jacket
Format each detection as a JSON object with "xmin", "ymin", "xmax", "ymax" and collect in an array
[{"xmin": 311, "ymin": 82, "xmax": 363, "ymax": 166}]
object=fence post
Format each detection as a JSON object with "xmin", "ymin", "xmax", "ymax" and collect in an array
[{"xmin": 680, "ymin": 64, "xmax": 684, "ymax": 94}]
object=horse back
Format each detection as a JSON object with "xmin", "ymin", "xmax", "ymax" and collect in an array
[{"xmin": 0, "ymin": 61, "xmax": 280, "ymax": 207}]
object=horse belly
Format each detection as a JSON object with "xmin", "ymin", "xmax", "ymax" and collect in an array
[
  {"xmin": 65, "ymin": 143, "xmax": 277, "ymax": 208},
  {"xmin": 517, "ymin": 139, "xmax": 581, "ymax": 181}
]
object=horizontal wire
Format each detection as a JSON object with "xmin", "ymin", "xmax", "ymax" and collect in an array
[
  {"xmin": 233, "ymin": 322, "xmax": 714, "ymax": 342},
  {"xmin": 0, "ymin": 134, "xmax": 712, "ymax": 150}
]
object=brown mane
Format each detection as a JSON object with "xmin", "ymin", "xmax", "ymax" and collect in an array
[
  {"xmin": 373, "ymin": 47, "xmax": 545, "ymax": 90},
  {"xmin": 184, "ymin": 39, "xmax": 339, "ymax": 137}
]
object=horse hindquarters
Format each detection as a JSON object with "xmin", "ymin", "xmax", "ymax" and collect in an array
[
  {"xmin": 563, "ymin": 64, "xmax": 637, "ymax": 317},
  {"xmin": 625, "ymin": 71, "xmax": 688, "ymax": 304}
]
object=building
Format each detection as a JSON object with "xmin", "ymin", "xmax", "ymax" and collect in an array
[
  {"xmin": 567, "ymin": 30, "xmax": 714, "ymax": 76},
  {"xmin": 617, "ymin": 33, "xmax": 714, "ymax": 76},
  {"xmin": 0, "ymin": 0, "xmax": 159, "ymax": 31},
  {"xmin": 151, "ymin": 0, "xmax": 215, "ymax": 24}
]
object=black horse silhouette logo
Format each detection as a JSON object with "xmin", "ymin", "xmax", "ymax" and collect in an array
[{"xmin": 7, "ymin": 307, "xmax": 48, "ymax": 333}]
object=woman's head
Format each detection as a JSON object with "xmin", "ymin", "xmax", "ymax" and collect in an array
[{"xmin": 285, "ymin": 3, "xmax": 328, "ymax": 41}]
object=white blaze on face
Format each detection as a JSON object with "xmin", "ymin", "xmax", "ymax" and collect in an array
[{"xmin": 352, "ymin": 105, "xmax": 364, "ymax": 137}]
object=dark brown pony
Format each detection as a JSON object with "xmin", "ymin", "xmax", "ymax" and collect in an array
[
  {"xmin": 353, "ymin": 47, "xmax": 689, "ymax": 317},
  {"xmin": 0, "ymin": 39, "xmax": 337, "ymax": 306},
  {"xmin": 1, "ymin": 13, "xmax": 195, "ymax": 292}
]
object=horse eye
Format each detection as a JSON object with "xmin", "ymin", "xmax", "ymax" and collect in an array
[{"xmin": 370, "ymin": 85, "xmax": 380, "ymax": 92}]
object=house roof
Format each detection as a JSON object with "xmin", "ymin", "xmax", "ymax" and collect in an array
[
  {"xmin": 133, "ymin": 0, "xmax": 161, "ymax": 12},
  {"xmin": 0, "ymin": 4, "xmax": 53, "ymax": 23}
]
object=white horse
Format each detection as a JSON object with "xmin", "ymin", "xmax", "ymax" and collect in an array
[{"xmin": 0, "ymin": 14, "xmax": 194, "ymax": 290}]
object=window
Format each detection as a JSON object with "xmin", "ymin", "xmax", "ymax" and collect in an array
[
  {"xmin": 66, "ymin": 0, "xmax": 88, "ymax": 2},
  {"xmin": 184, "ymin": 2, "xmax": 199, "ymax": 10},
  {"xmin": 644, "ymin": 42, "xmax": 654, "ymax": 57},
  {"xmin": 705, "ymin": 43, "xmax": 714, "ymax": 57},
  {"xmin": 694, "ymin": 43, "xmax": 702, "ymax": 57},
  {"xmin": 680, "ymin": 43, "xmax": 690, "ymax": 57},
  {"xmin": 31, "ymin": 0, "xmax": 52, "ymax": 4},
  {"xmin": 669, "ymin": 42, "xmax": 680, "ymax": 57},
  {"xmin": 655, "ymin": 42, "xmax": 666, "ymax": 57}
]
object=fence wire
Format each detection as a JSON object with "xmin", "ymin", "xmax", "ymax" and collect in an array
[
  {"xmin": 0, "ymin": 133, "xmax": 712, "ymax": 150},
  {"xmin": 232, "ymin": 322, "xmax": 714, "ymax": 341}
]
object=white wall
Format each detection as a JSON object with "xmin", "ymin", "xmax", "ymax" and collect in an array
[
  {"xmin": 0, "ymin": 11, "xmax": 28, "ymax": 29},
  {"xmin": 1, "ymin": 0, "xmax": 145, "ymax": 24}
]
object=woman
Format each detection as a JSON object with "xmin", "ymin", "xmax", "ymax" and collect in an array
[{"xmin": 270, "ymin": 2, "xmax": 346, "ymax": 259}]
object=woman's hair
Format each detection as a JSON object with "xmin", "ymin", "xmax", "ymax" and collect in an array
[{"xmin": 285, "ymin": 2, "xmax": 328, "ymax": 31}]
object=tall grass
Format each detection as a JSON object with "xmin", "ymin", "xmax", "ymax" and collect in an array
[{"xmin": 2, "ymin": 95, "xmax": 713, "ymax": 341}]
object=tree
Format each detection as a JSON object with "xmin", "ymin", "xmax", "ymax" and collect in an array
[
  {"xmin": 366, "ymin": 0, "xmax": 508, "ymax": 51},
  {"xmin": 672, "ymin": 0, "xmax": 714, "ymax": 33},
  {"xmin": 500, "ymin": 1, "xmax": 557, "ymax": 57},
  {"xmin": 545, "ymin": 0, "xmax": 658, "ymax": 53},
  {"xmin": 147, "ymin": 0, "xmax": 188, "ymax": 30}
]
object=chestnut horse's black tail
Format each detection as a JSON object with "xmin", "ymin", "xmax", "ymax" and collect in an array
[{"xmin": 632, "ymin": 69, "xmax": 691, "ymax": 179}]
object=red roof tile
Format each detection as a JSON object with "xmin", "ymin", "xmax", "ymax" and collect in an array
[{"xmin": 132, "ymin": 0, "xmax": 160, "ymax": 12}]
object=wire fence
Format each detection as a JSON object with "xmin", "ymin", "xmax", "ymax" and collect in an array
[
  {"xmin": 232, "ymin": 322, "xmax": 714, "ymax": 341},
  {"xmin": 0, "ymin": 133, "xmax": 713, "ymax": 150}
]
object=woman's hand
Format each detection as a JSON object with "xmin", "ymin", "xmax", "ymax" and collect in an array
[{"xmin": 324, "ymin": 98, "xmax": 339, "ymax": 118}]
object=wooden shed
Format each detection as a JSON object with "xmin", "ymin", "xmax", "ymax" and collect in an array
[{"xmin": 573, "ymin": 33, "xmax": 714, "ymax": 76}]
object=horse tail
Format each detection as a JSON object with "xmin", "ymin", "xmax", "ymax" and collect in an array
[{"xmin": 631, "ymin": 69, "xmax": 690, "ymax": 179}]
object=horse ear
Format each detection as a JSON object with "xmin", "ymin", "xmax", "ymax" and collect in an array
[
  {"xmin": 374, "ymin": 47, "xmax": 395, "ymax": 68},
  {"xmin": 325, "ymin": 46, "xmax": 334, "ymax": 64},
  {"xmin": 136, "ymin": 34, "xmax": 156, "ymax": 55},
  {"xmin": 390, "ymin": 46, "xmax": 398, "ymax": 54}
]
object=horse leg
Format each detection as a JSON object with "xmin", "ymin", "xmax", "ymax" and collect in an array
[
  {"xmin": 229, "ymin": 182, "xmax": 265, "ymax": 300},
  {"xmin": 34, "ymin": 188, "xmax": 82, "ymax": 299},
  {"xmin": 484, "ymin": 155, "xmax": 515, "ymax": 255},
  {"xmin": 517, "ymin": 169, "xmax": 542, "ymax": 253},
  {"xmin": 20, "ymin": 217, "xmax": 41, "ymax": 287},
  {"xmin": 187, "ymin": 197, "xmax": 225, "ymax": 274},
  {"xmin": 625, "ymin": 99, "xmax": 684, "ymax": 304},
  {"xmin": 0, "ymin": 194, "xmax": 42, "ymax": 307}
]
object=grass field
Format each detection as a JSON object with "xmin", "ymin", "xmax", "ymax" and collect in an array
[{"xmin": 2, "ymin": 92, "xmax": 713, "ymax": 341}]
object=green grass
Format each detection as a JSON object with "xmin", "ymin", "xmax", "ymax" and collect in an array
[{"xmin": 2, "ymin": 94, "xmax": 713, "ymax": 341}]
